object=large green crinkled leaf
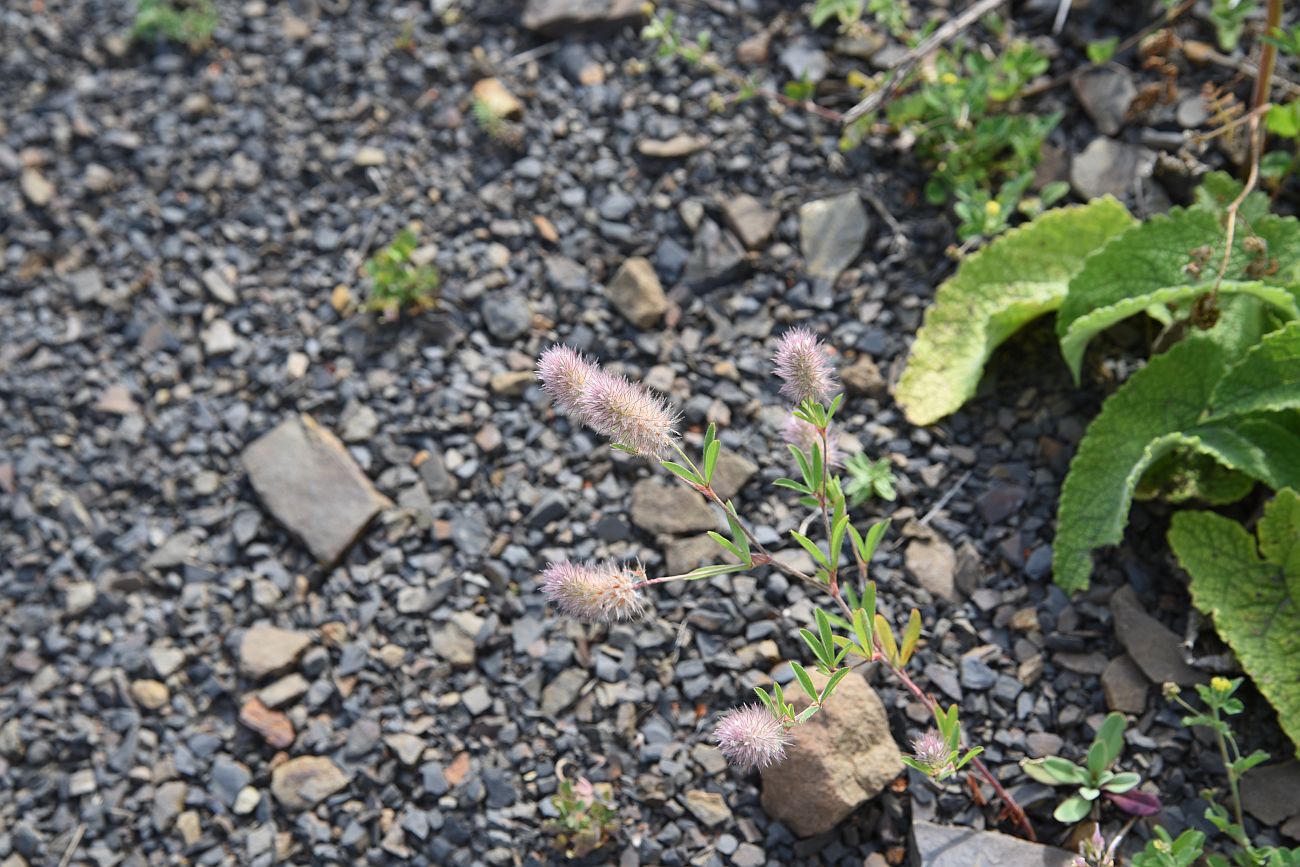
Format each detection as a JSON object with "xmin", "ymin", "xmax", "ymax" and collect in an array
[
  {"xmin": 1208, "ymin": 321, "xmax": 1300, "ymax": 419},
  {"xmin": 1051, "ymin": 301, "xmax": 1300, "ymax": 592},
  {"xmin": 896, "ymin": 198, "xmax": 1134, "ymax": 425},
  {"xmin": 1057, "ymin": 207, "xmax": 1300, "ymax": 382},
  {"xmin": 1169, "ymin": 488, "xmax": 1300, "ymax": 758},
  {"xmin": 1134, "ymin": 446, "xmax": 1256, "ymax": 506}
]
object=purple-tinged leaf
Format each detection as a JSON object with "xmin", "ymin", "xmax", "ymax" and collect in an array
[{"xmin": 1106, "ymin": 789, "xmax": 1162, "ymax": 816}]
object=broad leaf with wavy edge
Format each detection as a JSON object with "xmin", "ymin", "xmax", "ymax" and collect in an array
[
  {"xmin": 896, "ymin": 197, "xmax": 1134, "ymax": 425},
  {"xmin": 1051, "ymin": 300, "xmax": 1300, "ymax": 592},
  {"xmin": 1208, "ymin": 320, "xmax": 1300, "ymax": 419},
  {"xmin": 1057, "ymin": 206, "xmax": 1300, "ymax": 383},
  {"xmin": 1170, "ymin": 488, "xmax": 1300, "ymax": 757}
]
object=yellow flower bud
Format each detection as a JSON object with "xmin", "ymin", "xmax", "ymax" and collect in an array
[
  {"xmin": 984, "ymin": 200, "xmax": 1001, "ymax": 217},
  {"xmin": 940, "ymin": 72, "xmax": 959, "ymax": 85}
]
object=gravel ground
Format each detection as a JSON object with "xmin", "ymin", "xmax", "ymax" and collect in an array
[{"xmin": 2, "ymin": 1, "xmax": 1296, "ymax": 865}]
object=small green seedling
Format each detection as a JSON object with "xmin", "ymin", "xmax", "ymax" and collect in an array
[
  {"xmin": 364, "ymin": 227, "xmax": 439, "ymax": 321},
  {"xmin": 131, "ymin": 0, "xmax": 217, "ymax": 50},
  {"xmin": 1021, "ymin": 712, "xmax": 1150, "ymax": 823},
  {"xmin": 547, "ymin": 777, "xmax": 617, "ymax": 859},
  {"xmin": 844, "ymin": 454, "xmax": 897, "ymax": 505}
]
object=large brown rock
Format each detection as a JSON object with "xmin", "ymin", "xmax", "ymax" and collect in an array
[
  {"xmin": 760, "ymin": 671, "xmax": 902, "ymax": 837},
  {"xmin": 242, "ymin": 414, "xmax": 391, "ymax": 565},
  {"xmin": 606, "ymin": 257, "xmax": 668, "ymax": 330}
]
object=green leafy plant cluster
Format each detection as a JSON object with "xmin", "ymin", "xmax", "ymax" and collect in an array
[
  {"xmin": 1022, "ymin": 712, "xmax": 1155, "ymax": 823},
  {"xmin": 844, "ymin": 453, "xmax": 898, "ymax": 505},
  {"xmin": 364, "ymin": 227, "xmax": 440, "ymax": 321},
  {"xmin": 546, "ymin": 777, "xmax": 617, "ymax": 859},
  {"xmin": 896, "ymin": 176, "xmax": 1300, "ymax": 753},
  {"xmin": 810, "ymin": 0, "xmax": 912, "ymax": 39},
  {"xmin": 131, "ymin": 0, "xmax": 217, "ymax": 51},
  {"xmin": 855, "ymin": 39, "xmax": 1064, "ymax": 241},
  {"xmin": 1132, "ymin": 678, "xmax": 1300, "ymax": 866},
  {"xmin": 1168, "ymin": 490, "xmax": 1300, "ymax": 758},
  {"xmin": 1262, "ymin": 27, "xmax": 1300, "ymax": 186}
]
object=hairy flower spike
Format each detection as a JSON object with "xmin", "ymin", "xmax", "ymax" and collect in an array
[
  {"xmin": 536, "ymin": 345, "xmax": 599, "ymax": 420},
  {"xmin": 714, "ymin": 705, "xmax": 790, "ymax": 771},
  {"xmin": 909, "ymin": 729, "xmax": 952, "ymax": 777},
  {"xmin": 578, "ymin": 371, "xmax": 679, "ymax": 458},
  {"xmin": 773, "ymin": 327, "xmax": 837, "ymax": 404},
  {"xmin": 782, "ymin": 416, "xmax": 842, "ymax": 467},
  {"xmin": 539, "ymin": 560, "xmax": 644, "ymax": 622}
]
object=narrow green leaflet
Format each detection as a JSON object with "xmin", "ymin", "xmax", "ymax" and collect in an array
[
  {"xmin": 1057, "ymin": 207, "xmax": 1300, "ymax": 382},
  {"xmin": 1169, "ymin": 489, "xmax": 1300, "ymax": 757},
  {"xmin": 1207, "ymin": 321, "xmax": 1300, "ymax": 419},
  {"xmin": 896, "ymin": 197, "xmax": 1135, "ymax": 425},
  {"xmin": 1052, "ymin": 303, "xmax": 1296, "ymax": 593}
]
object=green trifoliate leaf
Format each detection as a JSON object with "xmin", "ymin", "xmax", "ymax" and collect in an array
[
  {"xmin": 1169, "ymin": 488, "xmax": 1300, "ymax": 757},
  {"xmin": 1207, "ymin": 320, "xmax": 1300, "ymax": 420},
  {"xmin": 896, "ymin": 197, "xmax": 1135, "ymax": 425},
  {"xmin": 1057, "ymin": 206, "xmax": 1300, "ymax": 382}
]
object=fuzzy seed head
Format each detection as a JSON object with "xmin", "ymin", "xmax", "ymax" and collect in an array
[
  {"xmin": 539, "ymin": 560, "xmax": 644, "ymax": 623},
  {"xmin": 782, "ymin": 416, "xmax": 842, "ymax": 467},
  {"xmin": 773, "ymin": 328, "xmax": 837, "ymax": 404},
  {"xmin": 537, "ymin": 345, "xmax": 599, "ymax": 420},
  {"xmin": 714, "ymin": 704, "xmax": 790, "ymax": 771},
  {"xmin": 909, "ymin": 729, "xmax": 952, "ymax": 776},
  {"xmin": 578, "ymin": 370, "xmax": 679, "ymax": 458}
]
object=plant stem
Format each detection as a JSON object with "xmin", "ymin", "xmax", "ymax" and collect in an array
[
  {"xmin": 1211, "ymin": 0, "xmax": 1282, "ymax": 294},
  {"xmin": 1213, "ymin": 706, "xmax": 1247, "ymax": 829},
  {"xmin": 658, "ymin": 440, "xmax": 1035, "ymax": 841}
]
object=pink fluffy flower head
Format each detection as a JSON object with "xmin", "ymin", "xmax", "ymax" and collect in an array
[
  {"xmin": 772, "ymin": 327, "xmax": 837, "ymax": 405},
  {"xmin": 577, "ymin": 370, "xmax": 679, "ymax": 458},
  {"xmin": 782, "ymin": 416, "xmax": 842, "ymax": 467},
  {"xmin": 536, "ymin": 345, "xmax": 599, "ymax": 420},
  {"xmin": 909, "ymin": 729, "xmax": 953, "ymax": 777},
  {"xmin": 539, "ymin": 560, "xmax": 644, "ymax": 622},
  {"xmin": 713, "ymin": 704, "xmax": 790, "ymax": 771}
]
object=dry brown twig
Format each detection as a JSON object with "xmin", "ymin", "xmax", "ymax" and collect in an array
[
  {"xmin": 843, "ymin": 0, "xmax": 1008, "ymax": 124},
  {"xmin": 1211, "ymin": 0, "xmax": 1283, "ymax": 295}
]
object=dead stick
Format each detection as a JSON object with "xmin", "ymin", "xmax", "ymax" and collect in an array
[
  {"xmin": 1211, "ymin": 0, "xmax": 1282, "ymax": 294},
  {"xmin": 843, "ymin": 0, "xmax": 1009, "ymax": 124}
]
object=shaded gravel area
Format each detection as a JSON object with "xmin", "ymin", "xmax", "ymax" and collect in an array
[{"xmin": 2, "ymin": 1, "xmax": 1297, "ymax": 865}]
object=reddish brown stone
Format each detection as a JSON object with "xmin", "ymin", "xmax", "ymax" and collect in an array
[{"xmin": 239, "ymin": 697, "xmax": 295, "ymax": 749}]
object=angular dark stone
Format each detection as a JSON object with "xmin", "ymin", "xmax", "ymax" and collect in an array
[{"xmin": 242, "ymin": 414, "xmax": 392, "ymax": 564}]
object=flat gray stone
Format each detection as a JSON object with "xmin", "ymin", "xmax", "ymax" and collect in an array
[
  {"xmin": 521, "ymin": 0, "xmax": 641, "ymax": 34},
  {"xmin": 1070, "ymin": 138, "xmax": 1154, "ymax": 201},
  {"xmin": 629, "ymin": 479, "xmax": 716, "ymax": 535},
  {"xmin": 905, "ymin": 529, "xmax": 959, "ymax": 602},
  {"xmin": 270, "ymin": 756, "xmax": 348, "ymax": 810},
  {"xmin": 721, "ymin": 194, "xmax": 779, "ymax": 250},
  {"xmin": 239, "ymin": 626, "xmax": 312, "ymax": 681},
  {"xmin": 1072, "ymin": 66, "xmax": 1136, "ymax": 136},
  {"xmin": 800, "ymin": 192, "xmax": 869, "ymax": 285},
  {"xmin": 684, "ymin": 219, "xmax": 747, "ymax": 290},
  {"xmin": 1101, "ymin": 654, "xmax": 1149, "ymax": 714},
  {"xmin": 242, "ymin": 414, "xmax": 392, "ymax": 564},
  {"xmin": 710, "ymin": 451, "xmax": 757, "ymax": 501},
  {"xmin": 911, "ymin": 821, "xmax": 1076, "ymax": 866},
  {"xmin": 1110, "ymin": 585, "xmax": 1206, "ymax": 687},
  {"xmin": 606, "ymin": 257, "xmax": 668, "ymax": 329},
  {"xmin": 1241, "ymin": 761, "xmax": 1300, "ymax": 826}
]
